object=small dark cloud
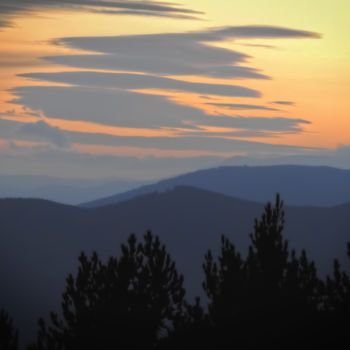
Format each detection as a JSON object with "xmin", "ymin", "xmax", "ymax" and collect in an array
[
  {"xmin": 202, "ymin": 25, "xmax": 321, "ymax": 40},
  {"xmin": 208, "ymin": 103, "xmax": 278, "ymax": 111},
  {"xmin": 238, "ymin": 43, "xmax": 276, "ymax": 49},
  {"xmin": 272, "ymin": 101, "xmax": 295, "ymax": 106}
]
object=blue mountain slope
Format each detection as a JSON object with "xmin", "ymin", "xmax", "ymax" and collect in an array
[{"xmin": 80, "ymin": 165, "xmax": 350, "ymax": 208}]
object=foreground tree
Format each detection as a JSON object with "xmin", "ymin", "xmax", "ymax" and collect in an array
[
  {"xmin": 326, "ymin": 243, "xmax": 350, "ymax": 314},
  {"xmin": 30, "ymin": 232, "xmax": 185, "ymax": 350},
  {"xmin": 202, "ymin": 194, "xmax": 323, "ymax": 347},
  {"xmin": 0, "ymin": 308, "xmax": 18, "ymax": 350},
  {"xmin": 321, "ymin": 243, "xmax": 350, "ymax": 346},
  {"xmin": 27, "ymin": 195, "xmax": 349, "ymax": 349}
]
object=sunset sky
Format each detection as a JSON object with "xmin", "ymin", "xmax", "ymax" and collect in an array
[{"xmin": 0, "ymin": 0, "xmax": 349, "ymax": 179}]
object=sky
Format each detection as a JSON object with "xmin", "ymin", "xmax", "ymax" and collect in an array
[{"xmin": 0, "ymin": 0, "xmax": 349, "ymax": 179}]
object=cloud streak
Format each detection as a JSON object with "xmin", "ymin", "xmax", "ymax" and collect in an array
[
  {"xmin": 272, "ymin": 100, "xmax": 295, "ymax": 106},
  {"xmin": 44, "ymin": 54, "xmax": 268, "ymax": 80},
  {"xmin": 0, "ymin": 0, "xmax": 203, "ymax": 28},
  {"xmin": 208, "ymin": 103, "xmax": 278, "ymax": 111},
  {"xmin": 21, "ymin": 71, "xmax": 260, "ymax": 97},
  {"xmin": 11, "ymin": 86, "xmax": 308, "ymax": 135},
  {"xmin": 11, "ymin": 24, "xmax": 320, "ymax": 150},
  {"xmin": 47, "ymin": 25, "xmax": 319, "ymax": 79},
  {"xmin": 200, "ymin": 26, "xmax": 321, "ymax": 40}
]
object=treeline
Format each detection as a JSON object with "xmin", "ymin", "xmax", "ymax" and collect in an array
[{"xmin": 1, "ymin": 195, "xmax": 349, "ymax": 349}]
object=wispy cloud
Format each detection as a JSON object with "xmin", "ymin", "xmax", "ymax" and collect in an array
[
  {"xmin": 0, "ymin": 0, "xmax": 204, "ymax": 28},
  {"xmin": 207, "ymin": 103, "xmax": 278, "ymax": 111},
  {"xmin": 87, "ymin": 8, "xmax": 202, "ymax": 20},
  {"xmin": 11, "ymin": 85, "xmax": 308, "ymax": 136},
  {"xmin": 192, "ymin": 116, "xmax": 310, "ymax": 133},
  {"xmin": 47, "ymin": 25, "xmax": 319, "ymax": 79},
  {"xmin": 43, "ymin": 54, "xmax": 267, "ymax": 79},
  {"xmin": 20, "ymin": 71, "xmax": 260, "ymax": 97},
  {"xmin": 200, "ymin": 25, "xmax": 321, "ymax": 39},
  {"xmin": 15, "ymin": 25, "xmax": 320, "ymax": 134}
]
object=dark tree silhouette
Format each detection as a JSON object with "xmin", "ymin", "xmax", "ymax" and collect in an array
[
  {"xmin": 25, "ymin": 195, "xmax": 349, "ymax": 349},
  {"xmin": 0, "ymin": 308, "xmax": 18, "ymax": 350},
  {"xmin": 30, "ymin": 231, "xmax": 185, "ymax": 350},
  {"xmin": 202, "ymin": 194, "xmax": 323, "ymax": 347},
  {"xmin": 321, "ymin": 242, "xmax": 350, "ymax": 346},
  {"xmin": 157, "ymin": 296, "xmax": 212, "ymax": 349},
  {"xmin": 326, "ymin": 243, "xmax": 350, "ymax": 314}
]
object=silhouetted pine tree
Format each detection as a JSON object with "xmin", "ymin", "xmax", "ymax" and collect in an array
[
  {"xmin": 202, "ymin": 194, "xmax": 323, "ymax": 347},
  {"xmin": 0, "ymin": 308, "xmax": 18, "ymax": 350},
  {"xmin": 26, "ymin": 195, "xmax": 349, "ymax": 349},
  {"xmin": 157, "ymin": 296, "xmax": 211, "ymax": 349},
  {"xmin": 326, "ymin": 243, "xmax": 350, "ymax": 314},
  {"xmin": 321, "ymin": 242, "xmax": 350, "ymax": 346},
  {"xmin": 30, "ymin": 231, "xmax": 185, "ymax": 350}
]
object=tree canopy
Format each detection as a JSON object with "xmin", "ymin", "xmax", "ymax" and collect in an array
[
  {"xmin": 30, "ymin": 232, "xmax": 185, "ymax": 350},
  {"xmin": 200, "ymin": 194, "xmax": 325, "ymax": 347},
  {"xmin": 0, "ymin": 308, "xmax": 18, "ymax": 350}
]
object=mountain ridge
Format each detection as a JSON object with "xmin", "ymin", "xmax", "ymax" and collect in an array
[{"xmin": 80, "ymin": 165, "xmax": 350, "ymax": 208}]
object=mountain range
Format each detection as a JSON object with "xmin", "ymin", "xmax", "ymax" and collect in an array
[{"xmin": 81, "ymin": 165, "xmax": 350, "ymax": 207}]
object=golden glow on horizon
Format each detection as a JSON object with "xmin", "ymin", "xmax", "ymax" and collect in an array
[
  {"xmin": 0, "ymin": 138, "xmax": 244, "ymax": 159},
  {"xmin": 72, "ymin": 144, "xmax": 245, "ymax": 158}
]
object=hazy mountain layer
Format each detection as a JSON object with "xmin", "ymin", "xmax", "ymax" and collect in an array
[
  {"xmin": 0, "ymin": 174, "xmax": 148, "ymax": 204},
  {"xmin": 81, "ymin": 165, "xmax": 350, "ymax": 208}
]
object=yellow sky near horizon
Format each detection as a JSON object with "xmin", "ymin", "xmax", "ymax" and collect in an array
[{"xmin": 0, "ymin": 0, "xmax": 349, "ymax": 161}]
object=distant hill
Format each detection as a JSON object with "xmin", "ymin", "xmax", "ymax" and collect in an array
[
  {"xmin": 221, "ymin": 153, "xmax": 350, "ymax": 169},
  {"xmin": 1, "ymin": 186, "xmax": 349, "ymax": 346},
  {"xmin": 80, "ymin": 165, "xmax": 350, "ymax": 207},
  {"xmin": 0, "ymin": 174, "xmax": 149, "ymax": 204}
]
